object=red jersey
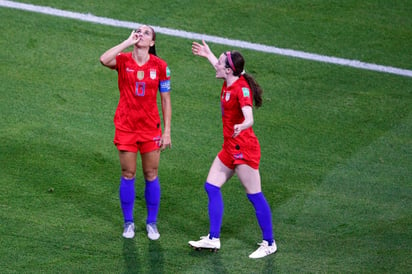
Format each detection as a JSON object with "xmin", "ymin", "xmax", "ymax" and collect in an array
[
  {"xmin": 114, "ymin": 52, "xmax": 171, "ymax": 141},
  {"xmin": 219, "ymin": 76, "xmax": 260, "ymax": 169},
  {"xmin": 220, "ymin": 76, "xmax": 256, "ymax": 143}
]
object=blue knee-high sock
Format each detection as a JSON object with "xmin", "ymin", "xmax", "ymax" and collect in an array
[
  {"xmin": 119, "ymin": 177, "xmax": 135, "ymax": 223},
  {"xmin": 145, "ymin": 177, "xmax": 161, "ymax": 224},
  {"xmin": 247, "ymin": 192, "xmax": 274, "ymax": 245},
  {"xmin": 205, "ymin": 182, "xmax": 224, "ymax": 239}
]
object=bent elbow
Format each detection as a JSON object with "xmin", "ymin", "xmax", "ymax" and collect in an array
[
  {"xmin": 99, "ymin": 56, "xmax": 107, "ymax": 66},
  {"xmin": 100, "ymin": 56, "xmax": 115, "ymax": 69}
]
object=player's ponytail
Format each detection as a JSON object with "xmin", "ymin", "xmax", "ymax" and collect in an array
[{"xmin": 243, "ymin": 73, "xmax": 263, "ymax": 108}]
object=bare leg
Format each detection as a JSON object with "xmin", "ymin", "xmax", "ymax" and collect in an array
[
  {"xmin": 118, "ymin": 151, "xmax": 137, "ymax": 228},
  {"xmin": 236, "ymin": 164, "xmax": 274, "ymax": 247},
  {"xmin": 235, "ymin": 164, "xmax": 262, "ymax": 194},
  {"xmin": 119, "ymin": 151, "xmax": 137, "ymax": 179},
  {"xmin": 206, "ymin": 156, "xmax": 235, "ymax": 187},
  {"xmin": 141, "ymin": 150, "xmax": 161, "ymax": 236},
  {"xmin": 141, "ymin": 150, "xmax": 160, "ymax": 181},
  {"xmin": 203, "ymin": 156, "xmax": 235, "ymax": 238}
]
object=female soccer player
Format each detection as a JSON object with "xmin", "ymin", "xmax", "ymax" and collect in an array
[
  {"xmin": 100, "ymin": 25, "xmax": 171, "ymax": 240},
  {"xmin": 188, "ymin": 40, "xmax": 277, "ymax": 259}
]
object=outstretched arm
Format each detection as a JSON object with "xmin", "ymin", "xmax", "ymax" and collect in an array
[
  {"xmin": 192, "ymin": 40, "xmax": 218, "ymax": 70},
  {"xmin": 100, "ymin": 30, "xmax": 140, "ymax": 69}
]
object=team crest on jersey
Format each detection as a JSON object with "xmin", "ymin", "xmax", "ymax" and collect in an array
[
  {"xmin": 137, "ymin": 71, "xmax": 144, "ymax": 80},
  {"xmin": 242, "ymin": 87, "xmax": 250, "ymax": 97},
  {"xmin": 150, "ymin": 69, "xmax": 156, "ymax": 80},
  {"xmin": 225, "ymin": 92, "xmax": 231, "ymax": 101}
]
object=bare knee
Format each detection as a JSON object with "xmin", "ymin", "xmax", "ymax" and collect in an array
[
  {"xmin": 121, "ymin": 168, "xmax": 136, "ymax": 179},
  {"xmin": 141, "ymin": 150, "xmax": 160, "ymax": 181},
  {"xmin": 143, "ymin": 168, "xmax": 158, "ymax": 181},
  {"xmin": 119, "ymin": 151, "xmax": 137, "ymax": 179}
]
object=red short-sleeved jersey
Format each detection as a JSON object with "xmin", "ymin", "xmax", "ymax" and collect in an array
[
  {"xmin": 114, "ymin": 52, "xmax": 171, "ymax": 141},
  {"xmin": 220, "ymin": 76, "xmax": 256, "ymax": 142},
  {"xmin": 219, "ymin": 76, "xmax": 261, "ymax": 169}
]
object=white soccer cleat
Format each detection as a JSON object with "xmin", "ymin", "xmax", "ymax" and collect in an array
[
  {"xmin": 146, "ymin": 223, "xmax": 160, "ymax": 240},
  {"xmin": 249, "ymin": 240, "xmax": 277, "ymax": 259},
  {"xmin": 122, "ymin": 222, "xmax": 135, "ymax": 239},
  {"xmin": 188, "ymin": 235, "xmax": 221, "ymax": 251}
]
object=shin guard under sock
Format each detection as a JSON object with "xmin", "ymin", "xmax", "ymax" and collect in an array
[
  {"xmin": 247, "ymin": 192, "xmax": 274, "ymax": 245},
  {"xmin": 119, "ymin": 177, "xmax": 135, "ymax": 223},
  {"xmin": 145, "ymin": 177, "xmax": 161, "ymax": 224},
  {"xmin": 205, "ymin": 182, "xmax": 223, "ymax": 239}
]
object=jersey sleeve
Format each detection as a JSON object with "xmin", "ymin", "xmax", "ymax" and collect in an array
[
  {"xmin": 114, "ymin": 52, "xmax": 126, "ymax": 71},
  {"xmin": 237, "ymin": 85, "xmax": 253, "ymax": 107},
  {"xmin": 158, "ymin": 59, "xmax": 171, "ymax": 93}
]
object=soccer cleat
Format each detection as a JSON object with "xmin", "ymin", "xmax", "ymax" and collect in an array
[
  {"xmin": 122, "ymin": 222, "xmax": 135, "ymax": 239},
  {"xmin": 249, "ymin": 240, "xmax": 277, "ymax": 259},
  {"xmin": 146, "ymin": 223, "xmax": 160, "ymax": 240},
  {"xmin": 188, "ymin": 235, "xmax": 221, "ymax": 251}
]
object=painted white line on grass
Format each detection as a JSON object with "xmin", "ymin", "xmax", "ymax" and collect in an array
[{"xmin": 1, "ymin": 0, "xmax": 411, "ymax": 78}]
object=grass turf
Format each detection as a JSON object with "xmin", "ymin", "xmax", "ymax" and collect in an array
[{"xmin": 0, "ymin": 1, "xmax": 411, "ymax": 273}]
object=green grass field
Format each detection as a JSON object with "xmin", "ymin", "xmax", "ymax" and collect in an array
[{"xmin": 1, "ymin": 0, "xmax": 411, "ymax": 273}]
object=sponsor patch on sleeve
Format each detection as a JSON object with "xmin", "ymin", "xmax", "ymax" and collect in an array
[
  {"xmin": 159, "ymin": 80, "xmax": 171, "ymax": 92},
  {"xmin": 242, "ymin": 87, "xmax": 250, "ymax": 97}
]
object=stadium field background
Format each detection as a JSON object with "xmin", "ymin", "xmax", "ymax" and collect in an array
[{"xmin": 1, "ymin": 0, "xmax": 411, "ymax": 273}]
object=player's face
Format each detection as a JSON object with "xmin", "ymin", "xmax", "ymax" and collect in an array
[
  {"xmin": 135, "ymin": 25, "xmax": 155, "ymax": 47},
  {"xmin": 215, "ymin": 53, "xmax": 230, "ymax": 79}
]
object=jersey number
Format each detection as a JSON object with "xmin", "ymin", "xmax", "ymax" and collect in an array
[{"xmin": 135, "ymin": 82, "xmax": 145, "ymax": 96}]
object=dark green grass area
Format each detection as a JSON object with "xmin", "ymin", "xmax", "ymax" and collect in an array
[
  {"xmin": 1, "ymin": 2, "xmax": 411, "ymax": 273},
  {"xmin": 274, "ymin": 112, "xmax": 412, "ymax": 272}
]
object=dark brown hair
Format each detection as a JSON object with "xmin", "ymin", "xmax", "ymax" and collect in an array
[
  {"xmin": 225, "ymin": 51, "xmax": 263, "ymax": 107},
  {"xmin": 148, "ymin": 26, "xmax": 157, "ymax": 56}
]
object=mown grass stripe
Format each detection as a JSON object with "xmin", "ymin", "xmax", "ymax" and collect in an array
[{"xmin": 1, "ymin": 0, "xmax": 411, "ymax": 78}]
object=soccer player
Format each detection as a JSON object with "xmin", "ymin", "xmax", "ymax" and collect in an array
[
  {"xmin": 100, "ymin": 25, "xmax": 171, "ymax": 240},
  {"xmin": 188, "ymin": 40, "xmax": 277, "ymax": 259}
]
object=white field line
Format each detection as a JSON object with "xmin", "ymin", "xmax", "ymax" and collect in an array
[{"xmin": 1, "ymin": 0, "xmax": 411, "ymax": 78}]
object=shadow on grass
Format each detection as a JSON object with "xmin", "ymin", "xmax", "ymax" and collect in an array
[
  {"xmin": 188, "ymin": 248, "xmax": 228, "ymax": 273},
  {"xmin": 122, "ymin": 237, "xmax": 165, "ymax": 273},
  {"xmin": 148, "ymin": 240, "xmax": 164, "ymax": 273},
  {"xmin": 122, "ymin": 239, "xmax": 140, "ymax": 274}
]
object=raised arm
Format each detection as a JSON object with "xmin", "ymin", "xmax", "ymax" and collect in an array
[
  {"xmin": 192, "ymin": 40, "xmax": 218, "ymax": 70},
  {"xmin": 100, "ymin": 30, "xmax": 140, "ymax": 69}
]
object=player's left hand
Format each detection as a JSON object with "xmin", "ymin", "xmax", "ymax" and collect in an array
[
  {"xmin": 160, "ymin": 134, "xmax": 172, "ymax": 151},
  {"xmin": 232, "ymin": 124, "xmax": 242, "ymax": 138}
]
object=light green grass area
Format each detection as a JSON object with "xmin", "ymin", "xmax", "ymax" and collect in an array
[
  {"xmin": 10, "ymin": 0, "xmax": 412, "ymax": 68},
  {"xmin": 1, "ymin": 1, "xmax": 411, "ymax": 273}
]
